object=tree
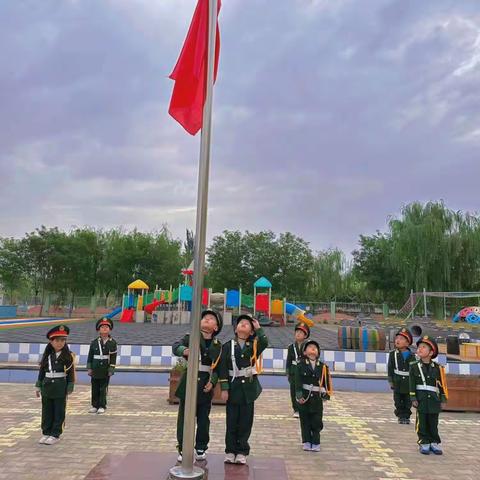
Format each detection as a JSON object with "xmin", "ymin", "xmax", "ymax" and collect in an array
[
  {"xmin": 0, "ymin": 238, "xmax": 27, "ymax": 302},
  {"xmin": 274, "ymin": 232, "xmax": 313, "ymax": 297},
  {"xmin": 23, "ymin": 226, "xmax": 65, "ymax": 312},
  {"xmin": 183, "ymin": 229, "xmax": 195, "ymax": 267},
  {"xmin": 97, "ymin": 228, "xmax": 183, "ymax": 300},
  {"xmin": 243, "ymin": 231, "xmax": 279, "ymax": 286},
  {"xmin": 207, "ymin": 230, "xmax": 314, "ymax": 296},
  {"xmin": 352, "ymin": 232, "xmax": 402, "ymax": 303},
  {"xmin": 206, "ymin": 230, "xmax": 250, "ymax": 290},
  {"xmin": 308, "ymin": 249, "xmax": 347, "ymax": 301}
]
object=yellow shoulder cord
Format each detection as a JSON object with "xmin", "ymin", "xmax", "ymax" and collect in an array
[
  {"xmin": 326, "ymin": 365, "xmax": 333, "ymax": 396},
  {"xmin": 438, "ymin": 365, "xmax": 448, "ymax": 400},
  {"xmin": 251, "ymin": 337, "xmax": 263, "ymax": 374},
  {"xmin": 209, "ymin": 343, "xmax": 223, "ymax": 383},
  {"xmin": 320, "ymin": 364, "xmax": 333, "ymax": 396},
  {"xmin": 65, "ymin": 352, "xmax": 77, "ymax": 383}
]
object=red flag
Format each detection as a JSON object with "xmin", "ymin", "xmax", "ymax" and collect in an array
[{"xmin": 168, "ymin": 0, "xmax": 221, "ymax": 136}]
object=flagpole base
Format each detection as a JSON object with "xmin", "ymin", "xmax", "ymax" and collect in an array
[{"xmin": 169, "ymin": 465, "xmax": 204, "ymax": 480}]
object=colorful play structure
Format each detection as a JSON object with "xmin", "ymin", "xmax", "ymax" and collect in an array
[
  {"xmin": 120, "ymin": 279, "xmax": 167, "ymax": 323},
  {"xmin": 118, "ymin": 274, "xmax": 313, "ymax": 326},
  {"xmin": 453, "ymin": 307, "xmax": 480, "ymax": 324}
]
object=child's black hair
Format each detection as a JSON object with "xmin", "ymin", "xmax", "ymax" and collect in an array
[{"xmin": 40, "ymin": 342, "xmax": 73, "ymax": 368}]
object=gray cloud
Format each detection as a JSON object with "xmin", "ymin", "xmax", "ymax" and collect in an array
[{"xmin": 1, "ymin": 0, "xmax": 479, "ymax": 253}]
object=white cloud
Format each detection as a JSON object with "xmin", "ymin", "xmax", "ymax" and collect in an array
[{"xmin": 1, "ymin": 0, "xmax": 480, "ymax": 254}]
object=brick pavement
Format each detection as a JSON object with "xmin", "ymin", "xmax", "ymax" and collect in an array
[{"xmin": 0, "ymin": 383, "xmax": 478, "ymax": 480}]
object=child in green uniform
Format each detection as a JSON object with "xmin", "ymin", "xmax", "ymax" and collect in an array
[
  {"xmin": 387, "ymin": 328, "xmax": 414, "ymax": 424},
  {"xmin": 173, "ymin": 309, "xmax": 223, "ymax": 462},
  {"xmin": 409, "ymin": 335, "xmax": 448, "ymax": 455},
  {"xmin": 35, "ymin": 325, "xmax": 75, "ymax": 445},
  {"xmin": 87, "ymin": 317, "xmax": 118, "ymax": 414},
  {"xmin": 295, "ymin": 339, "xmax": 332, "ymax": 452},
  {"xmin": 219, "ymin": 314, "xmax": 268, "ymax": 465},
  {"xmin": 286, "ymin": 323, "xmax": 310, "ymax": 418}
]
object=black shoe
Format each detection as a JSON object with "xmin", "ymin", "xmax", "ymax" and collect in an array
[
  {"xmin": 404, "ymin": 418, "xmax": 411, "ymax": 424},
  {"xmin": 397, "ymin": 418, "xmax": 403, "ymax": 424}
]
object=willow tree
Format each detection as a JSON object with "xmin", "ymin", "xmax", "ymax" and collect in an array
[
  {"xmin": 389, "ymin": 201, "xmax": 480, "ymax": 316},
  {"xmin": 308, "ymin": 249, "xmax": 349, "ymax": 301}
]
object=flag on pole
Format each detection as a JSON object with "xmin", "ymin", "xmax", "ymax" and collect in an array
[{"xmin": 168, "ymin": 0, "xmax": 221, "ymax": 135}]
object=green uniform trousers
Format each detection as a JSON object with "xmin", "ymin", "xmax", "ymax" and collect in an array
[
  {"xmin": 393, "ymin": 391, "xmax": 412, "ymax": 419},
  {"xmin": 299, "ymin": 406, "xmax": 323, "ymax": 445},
  {"xmin": 176, "ymin": 399, "xmax": 212, "ymax": 453},
  {"xmin": 416, "ymin": 412, "xmax": 441, "ymax": 444},
  {"xmin": 225, "ymin": 401, "xmax": 254, "ymax": 456},
  {"xmin": 91, "ymin": 377, "xmax": 110, "ymax": 409},
  {"xmin": 288, "ymin": 376, "xmax": 298, "ymax": 413},
  {"xmin": 41, "ymin": 396, "xmax": 67, "ymax": 438}
]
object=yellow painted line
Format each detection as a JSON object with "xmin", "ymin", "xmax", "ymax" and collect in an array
[
  {"xmin": 0, "ymin": 417, "xmax": 41, "ymax": 454},
  {"xmin": 327, "ymin": 397, "xmax": 414, "ymax": 480}
]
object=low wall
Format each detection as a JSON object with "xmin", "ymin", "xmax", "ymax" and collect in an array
[
  {"xmin": 0, "ymin": 306, "xmax": 17, "ymax": 319},
  {"xmin": 2, "ymin": 342, "xmax": 477, "ymax": 375}
]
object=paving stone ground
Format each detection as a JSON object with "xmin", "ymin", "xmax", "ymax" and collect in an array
[{"xmin": 0, "ymin": 383, "xmax": 478, "ymax": 480}]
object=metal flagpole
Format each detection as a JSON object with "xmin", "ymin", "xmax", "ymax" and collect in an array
[{"xmin": 169, "ymin": 1, "xmax": 218, "ymax": 479}]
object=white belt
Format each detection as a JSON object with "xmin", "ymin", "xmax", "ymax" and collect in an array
[
  {"xmin": 45, "ymin": 372, "xmax": 66, "ymax": 379},
  {"xmin": 302, "ymin": 384, "xmax": 320, "ymax": 392},
  {"xmin": 229, "ymin": 367, "xmax": 257, "ymax": 377},
  {"xmin": 416, "ymin": 385, "xmax": 439, "ymax": 394},
  {"xmin": 302, "ymin": 384, "xmax": 327, "ymax": 394},
  {"xmin": 198, "ymin": 364, "xmax": 211, "ymax": 373},
  {"xmin": 394, "ymin": 369, "xmax": 410, "ymax": 376},
  {"xmin": 93, "ymin": 355, "xmax": 110, "ymax": 360}
]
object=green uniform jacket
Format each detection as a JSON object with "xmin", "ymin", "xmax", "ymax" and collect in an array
[
  {"xmin": 286, "ymin": 342, "xmax": 303, "ymax": 379},
  {"xmin": 387, "ymin": 349, "xmax": 414, "ymax": 393},
  {"xmin": 86, "ymin": 337, "xmax": 118, "ymax": 379},
  {"xmin": 409, "ymin": 360, "xmax": 447, "ymax": 414},
  {"xmin": 173, "ymin": 334, "xmax": 222, "ymax": 404},
  {"xmin": 218, "ymin": 328, "xmax": 269, "ymax": 404},
  {"xmin": 294, "ymin": 358, "xmax": 331, "ymax": 411},
  {"xmin": 36, "ymin": 351, "xmax": 75, "ymax": 398}
]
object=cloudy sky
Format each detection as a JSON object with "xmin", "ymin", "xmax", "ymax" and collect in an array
[{"xmin": 1, "ymin": 0, "xmax": 479, "ymax": 254}]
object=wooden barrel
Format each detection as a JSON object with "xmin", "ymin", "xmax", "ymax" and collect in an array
[
  {"xmin": 337, "ymin": 326, "xmax": 352, "ymax": 349},
  {"xmin": 351, "ymin": 326, "xmax": 360, "ymax": 350},
  {"xmin": 377, "ymin": 329, "xmax": 386, "ymax": 350},
  {"xmin": 360, "ymin": 327, "xmax": 370, "ymax": 351},
  {"xmin": 352, "ymin": 327, "xmax": 387, "ymax": 351}
]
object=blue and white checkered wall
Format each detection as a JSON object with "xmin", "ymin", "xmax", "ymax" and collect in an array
[
  {"xmin": 0, "ymin": 343, "xmax": 177, "ymax": 368},
  {"xmin": 1, "ymin": 343, "xmax": 477, "ymax": 374}
]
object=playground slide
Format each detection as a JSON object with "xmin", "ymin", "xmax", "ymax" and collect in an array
[
  {"xmin": 104, "ymin": 306, "xmax": 122, "ymax": 319},
  {"xmin": 285, "ymin": 302, "xmax": 314, "ymax": 327},
  {"xmin": 120, "ymin": 309, "xmax": 135, "ymax": 323},
  {"xmin": 144, "ymin": 299, "xmax": 164, "ymax": 314}
]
